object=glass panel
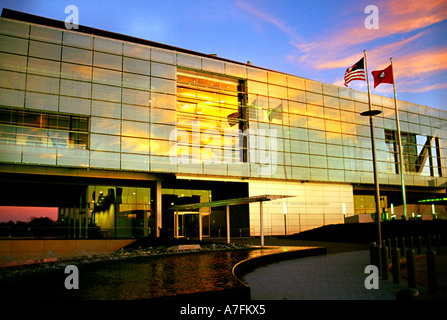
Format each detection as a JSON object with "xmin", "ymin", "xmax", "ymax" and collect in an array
[
  {"xmin": 288, "ymin": 88, "xmax": 306, "ymax": 102},
  {"xmin": 202, "ymin": 58, "xmax": 224, "ymax": 74},
  {"xmin": 59, "ymin": 96, "xmax": 90, "ymax": 115},
  {"xmin": 61, "ymin": 62, "xmax": 92, "ymax": 81},
  {"xmin": 310, "ymin": 154, "xmax": 327, "ymax": 167},
  {"xmin": 61, "ymin": 79, "xmax": 92, "ymax": 99},
  {"xmin": 247, "ymin": 67, "xmax": 267, "ymax": 82},
  {"xmin": 121, "ymin": 153, "xmax": 149, "ymax": 170},
  {"xmin": 122, "ymin": 104, "xmax": 149, "ymax": 122},
  {"xmin": 0, "ymin": 87, "xmax": 25, "ymax": 107},
  {"xmin": 30, "ymin": 25, "xmax": 62, "ymax": 43},
  {"xmin": 177, "ymin": 53, "xmax": 201, "ymax": 69},
  {"xmin": 150, "ymin": 140, "xmax": 173, "ymax": 156},
  {"xmin": 29, "ymin": 41, "xmax": 61, "ymax": 60},
  {"xmin": 123, "ymin": 72, "xmax": 149, "ymax": 90},
  {"xmin": 268, "ymin": 84, "xmax": 287, "ymax": 98},
  {"xmin": 122, "ymin": 120, "xmax": 149, "ymax": 138},
  {"xmin": 62, "ymin": 46, "xmax": 92, "ymax": 65},
  {"xmin": 339, "ymin": 98, "xmax": 355, "ymax": 111},
  {"xmin": 325, "ymin": 119, "xmax": 342, "ymax": 133},
  {"xmin": 310, "ymin": 168, "xmax": 328, "ymax": 180},
  {"xmin": 93, "ymin": 52, "xmax": 122, "ymax": 70},
  {"xmin": 0, "ymin": 18, "xmax": 29, "ymax": 37},
  {"xmin": 90, "ymin": 134, "xmax": 120, "ymax": 152},
  {"xmin": 28, "ymin": 57, "xmax": 60, "ymax": 77},
  {"xmin": 306, "ymin": 91, "xmax": 323, "ymax": 106},
  {"xmin": 247, "ymin": 80, "xmax": 267, "ymax": 95},
  {"xmin": 92, "ymin": 83, "xmax": 121, "ymax": 102},
  {"xmin": 150, "ymin": 124, "xmax": 174, "ymax": 140},
  {"xmin": 25, "ymin": 92, "xmax": 58, "ymax": 111},
  {"xmin": 92, "ymin": 100, "xmax": 121, "ymax": 119},
  {"xmin": 93, "ymin": 68, "xmax": 122, "ymax": 86},
  {"xmin": 0, "ymin": 52, "xmax": 27, "ymax": 72},
  {"xmin": 323, "ymin": 96, "xmax": 340, "ymax": 108},
  {"xmin": 322, "ymin": 83, "xmax": 339, "ymax": 96},
  {"xmin": 306, "ymin": 80, "xmax": 322, "ymax": 93},
  {"xmin": 151, "ymin": 77, "xmax": 175, "ymax": 94},
  {"xmin": 151, "ymin": 62, "xmax": 176, "ymax": 79},
  {"xmin": 57, "ymin": 148, "xmax": 89, "ymax": 166},
  {"xmin": 268, "ymin": 71, "xmax": 287, "ymax": 86},
  {"xmin": 0, "ymin": 70, "xmax": 26, "ymax": 90},
  {"xmin": 151, "ymin": 93, "xmax": 176, "ymax": 110},
  {"xmin": 122, "ymin": 136, "xmax": 149, "ymax": 154},
  {"xmin": 22, "ymin": 145, "xmax": 56, "ymax": 165},
  {"xmin": 151, "ymin": 47, "xmax": 175, "ymax": 64},
  {"xmin": 307, "ymin": 104, "xmax": 324, "ymax": 118},
  {"xmin": 122, "ymin": 88, "xmax": 150, "ymax": 106},
  {"xmin": 123, "ymin": 42, "xmax": 150, "ymax": 60},
  {"xmin": 289, "ymin": 114, "xmax": 307, "ymax": 128},
  {"xmin": 26, "ymin": 74, "xmax": 59, "ymax": 94},
  {"xmin": 91, "ymin": 117, "xmax": 121, "ymax": 135},
  {"xmin": 150, "ymin": 108, "xmax": 176, "ymax": 125},
  {"xmin": 123, "ymin": 57, "xmax": 150, "ymax": 75},
  {"xmin": 90, "ymin": 150, "xmax": 120, "ymax": 168},
  {"xmin": 225, "ymin": 62, "xmax": 246, "ymax": 78},
  {"xmin": 63, "ymin": 31, "xmax": 92, "ymax": 49},
  {"xmin": 94, "ymin": 37, "xmax": 122, "ymax": 54},
  {"xmin": 324, "ymin": 107, "xmax": 340, "ymax": 120}
]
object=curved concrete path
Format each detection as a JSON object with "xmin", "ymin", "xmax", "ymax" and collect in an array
[{"xmin": 242, "ymin": 250, "xmax": 446, "ymax": 300}]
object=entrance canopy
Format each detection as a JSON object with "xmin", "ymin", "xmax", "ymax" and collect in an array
[{"xmin": 170, "ymin": 194, "xmax": 292, "ymax": 246}]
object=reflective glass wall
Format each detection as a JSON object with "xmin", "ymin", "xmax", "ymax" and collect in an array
[{"xmin": 0, "ymin": 16, "xmax": 446, "ymax": 189}]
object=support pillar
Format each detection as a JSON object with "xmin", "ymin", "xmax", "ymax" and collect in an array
[
  {"xmin": 155, "ymin": 181, "xmax": 162, "ymax": 238},
  {"xmin": 174, "ymin": 211, "xmax": 178, "ymax": 238},
  {"xmin": 199, "ymin": 211, "xmax": 202, "ymax": 241},
  {"xmin": 226, "ymin": 205, "xmax": 230, "ymax": 244},
  {"xmin": 260, "ymin": 201, "xmax": 264, "ymax": 247}
]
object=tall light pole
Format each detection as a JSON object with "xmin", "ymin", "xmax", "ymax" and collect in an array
[
  {"xmin": 362, "ymin": 50, "xmax": 383, "ymax": 247},
  {"xmin": 361, "ymin": 110, "xmax": 382, "ymax": 246}
]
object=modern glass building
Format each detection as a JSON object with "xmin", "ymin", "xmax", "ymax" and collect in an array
[{"xmin": 0, "ymin": 9, "xmax": 446, "ymax": 239}]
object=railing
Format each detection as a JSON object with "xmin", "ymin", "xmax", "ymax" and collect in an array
[{"xmin": 369, "ymin": 234, "xmax": 444, "ymax": 298}]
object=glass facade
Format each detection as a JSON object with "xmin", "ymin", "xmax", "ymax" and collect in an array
[
  {"xmin": 0, "ymin": 13, "xmax": 446, "ymax": 237},
  {"xmin": 0, "ymin": 16, "xmax": 446, "ymax": 184}
]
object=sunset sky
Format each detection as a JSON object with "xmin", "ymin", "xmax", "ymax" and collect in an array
[{"xmin": 0, "ymin": 0, "xmax": 446, "ymax": 112}]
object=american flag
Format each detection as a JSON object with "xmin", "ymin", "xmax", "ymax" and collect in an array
[
  {"xmin": 227, "ymin": 111, "xmax": 240, "ymax": 127},
  {"xmin": 344, "ymin": 57, "xmax": 366, "ymax": 87}
]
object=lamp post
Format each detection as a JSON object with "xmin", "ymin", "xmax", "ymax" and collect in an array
[{"xmin": 360, "ymin": 109, "xmax": 382, "ymax": 247}]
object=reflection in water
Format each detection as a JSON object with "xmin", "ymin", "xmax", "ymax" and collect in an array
[
  {"xmin": 74, "ymin": 250, "xmax": 251, "ymax": 300},
  {"xmin": 0, "ymin": 246, "xmax": 313, "ymax": 300}
]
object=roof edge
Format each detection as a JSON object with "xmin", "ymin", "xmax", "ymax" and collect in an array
[{"xmin": 0, "ymin": 8, "xmax": 251, "ymax": 68}]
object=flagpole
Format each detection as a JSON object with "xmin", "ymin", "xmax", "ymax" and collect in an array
[
  {"xmin": 363, "ymin": 50, "xmax": 382, "ymax": 246},
  {"xmin": 390, "ymin": 58, "xmax": 407, "ymax": 219}
]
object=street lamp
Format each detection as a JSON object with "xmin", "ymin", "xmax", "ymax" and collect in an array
[{"xmin": 360, "ymin": 109, "xmax": 382, "ymax": 247}]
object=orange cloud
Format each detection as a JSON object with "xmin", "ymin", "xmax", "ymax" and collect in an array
[
  {"xmin": 237, "ymin": 0, "xmax": 447, "ymax": 96},
  {"xmin": 394, "ymin": 48, "xmax": 447, "ymax": 79}
]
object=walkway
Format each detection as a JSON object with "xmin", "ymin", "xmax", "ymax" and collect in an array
[
  {"xmin": 212, "ymin": 237, "xmax": 446, "ymax": 300},
  {"xmin": 242, "ymin": 249, "xmax": 447, "ymax": 300}
]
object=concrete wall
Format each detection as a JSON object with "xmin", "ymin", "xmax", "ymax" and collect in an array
[
  {"xmin": 249, "ymin": 180, "xmax": 354, "ymax": 236},
  {"xmin": 0, "ymin": 239, "xmax": 136, "ymax": 266}
]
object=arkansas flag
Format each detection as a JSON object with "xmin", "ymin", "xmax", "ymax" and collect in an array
[{"xmin": 372, "ymin": 64, "xmax": 394, "ymax": 88}]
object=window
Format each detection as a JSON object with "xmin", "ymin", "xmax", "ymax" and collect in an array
[
  {"xmin": 0, "ymin": 108, "xmax": 88, "ymax": 149},
  {"xmin": 176, "ymin": 69, "xmax": 247, "ymax": 163},
  {"xmin": 385, "ymin": 129, "xmax": 443, "ymax": 177}
]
